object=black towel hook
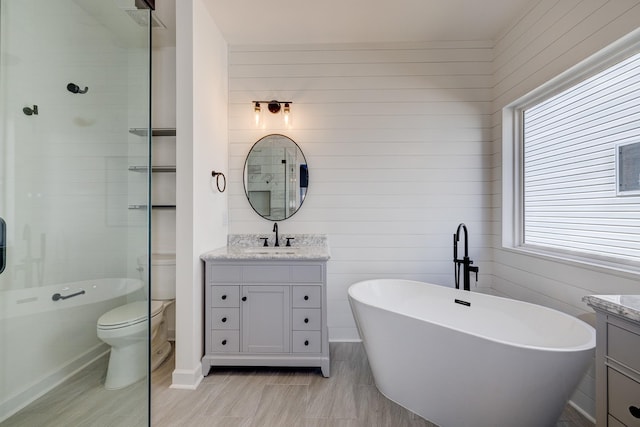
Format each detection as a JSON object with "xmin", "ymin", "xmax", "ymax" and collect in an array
[{"xmin": 67, "ymin": 83, "xmax": 88, "ymax": 94}]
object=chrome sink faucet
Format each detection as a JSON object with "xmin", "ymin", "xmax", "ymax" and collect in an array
[{"xmin": 273, "ymin": 222, "xmax": 279, "ymax": 247}]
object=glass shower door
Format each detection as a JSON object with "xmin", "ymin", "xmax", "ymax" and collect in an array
[{"xmin": 0, "ymin": 0, "xmax": 151, "ymax": 425}]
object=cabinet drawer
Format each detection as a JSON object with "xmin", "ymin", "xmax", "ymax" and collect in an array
[
  {"xmin": 211, "ymin": 286, "xmax": 239, "ymax": 307},
  {"xmin": 608, "ymin": 368, "xmax": 640, "ymax": 426},
  {"xmin": 210, "ymin": 265, "xmax": 241, "ymax": 283},
  {"xmin": 292, "ymin": 286, "xmax": 321, "ymax": 308},
  {"xmin": 292, "ymin": 331, "xmax": 321, "ymax": 353},
  {"xmin": 243, "ymin": 265, "xmax": 289, "ymax": 282},
  {"xmin": 211, "ymin": 330, "xmax": 239, "ymax": 353},
  {"xmin": 291, "ymin": 265, "xmax": 323, "ymax": 283},
  {"xmin": 608, "ymin": 323, "xmax": 640, "ymax": 373},
  {"xmin": 292, "ymin": 308, "xmax": 321, "ymax": 331},
  {"xmin": 212, "ymin": 308, "xmax": 239, "ymax": 329}
]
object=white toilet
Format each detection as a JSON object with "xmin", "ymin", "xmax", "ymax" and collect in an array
[{"xmin": 97, "ymin": 253, "xmax": 176, "ymax": 390}]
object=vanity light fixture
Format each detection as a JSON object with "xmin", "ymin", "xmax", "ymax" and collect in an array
[
  {"xmin": 254, "ymin": 102, "xmax": 261, "ymax": 126},
  {"xmin": 283, "ymin": 102, "xmax": 291, "ymax": 126},
  {"xmin": 252, "ymin": 100, "xmax": 293, "ymax": 127}
]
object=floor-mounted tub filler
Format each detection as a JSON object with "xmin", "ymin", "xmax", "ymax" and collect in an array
[{"xmin": 348, "ymin": 279, "xmax": 595, "ymax": 427}]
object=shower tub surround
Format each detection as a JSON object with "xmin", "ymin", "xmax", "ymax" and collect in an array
[
  {"xmin": 0, "ymin": 278, "xmax": 143, "ymax": 422},
  {"xmin": 349, "ymin": 279, "xmax": 596, "ymax": 427}
]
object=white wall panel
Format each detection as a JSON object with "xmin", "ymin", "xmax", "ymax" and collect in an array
[
  {"xmin": 174, "ymin": 0, "xmax": 228, "ymax": 389},
  {"xmin": 229, "ymin": 42, "xmax": 494, "ymax": 340}
]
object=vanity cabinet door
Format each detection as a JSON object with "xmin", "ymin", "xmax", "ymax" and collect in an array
[{"xmin": 241, "ymin": 285, "xmax": 290, "ymax": 353}]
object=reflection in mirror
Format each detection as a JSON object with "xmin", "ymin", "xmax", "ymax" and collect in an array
[{"xmin": 243, "ymin": 134, "xmax": 308, "ymax": 221}]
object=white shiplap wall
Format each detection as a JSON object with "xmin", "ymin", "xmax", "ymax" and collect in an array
[
  {"xmin": 228, "ymin": 42, "xmax": 494, "ymax": 340},
  {"xmin": 491, "ymin": 0, "xmax": 640, "ymax": 417}
]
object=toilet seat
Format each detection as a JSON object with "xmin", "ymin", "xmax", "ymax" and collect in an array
[{"xmin": 98, "ymin": 300, "xmax": 163, "ymax": 330}]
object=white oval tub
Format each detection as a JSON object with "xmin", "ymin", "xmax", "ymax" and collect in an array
[{"xmin": 348, "ymin": 279, "xmax": 595, "ymax": 427}]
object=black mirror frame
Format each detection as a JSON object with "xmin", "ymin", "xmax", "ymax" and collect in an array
[{"xmin": 243, "ymin": 134, "xmax": 308, "ymax": 221}]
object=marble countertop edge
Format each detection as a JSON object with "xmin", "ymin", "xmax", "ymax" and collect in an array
[
  {"xmin": 201, "ymin": 234, "xmax": 331, "ymax": 261},
  {"xmin": 583, "ymin": 294, "xmax": 640, "ymax": 324}
]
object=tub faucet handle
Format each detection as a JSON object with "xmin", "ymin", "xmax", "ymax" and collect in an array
[
  {"xmin": 470, "ymin": 265, "xmax": 479, "ymax": 283},
  {"xmin": 260, "ymin": 237, "xmax": 269, "ymax": 247}
]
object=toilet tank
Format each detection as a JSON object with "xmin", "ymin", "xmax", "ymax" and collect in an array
[{"xmin": 138, "ymin": 253, "xmax": 176, "ymax": 300}]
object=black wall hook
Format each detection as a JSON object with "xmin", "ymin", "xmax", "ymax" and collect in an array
[
  {"xmin": 67, "ymin": 83, "xmax": 88, "ymax": 94},
  {"xmin": 23, "ymin": 105, "xmax": 38, "ymax": 116}
]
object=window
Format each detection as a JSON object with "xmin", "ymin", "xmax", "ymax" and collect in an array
[
  {"xmin": 617, "ymin": 141, "xmax": 640, "ymax": 195},
  {"xmin": 505, "ymin": 38, "xmax": 640, "ymax": 268}
]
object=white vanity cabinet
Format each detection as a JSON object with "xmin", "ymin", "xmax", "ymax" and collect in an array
[{"xmin": 202, "ymin": 260, "xmax": 330, "ymax": 377}]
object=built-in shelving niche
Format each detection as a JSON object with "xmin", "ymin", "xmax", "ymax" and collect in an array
[{"xmin": 128, "ymin": 127, "xmax": 176, "ymax": 210}]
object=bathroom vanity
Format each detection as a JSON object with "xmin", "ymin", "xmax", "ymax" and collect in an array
[
  {"xmin": 200, "ymin": 235, "xmax": 330, "ymax": 377},
  {"xmin": 584, "ymin": 295, "xmax": 640, "ymax": 426}
]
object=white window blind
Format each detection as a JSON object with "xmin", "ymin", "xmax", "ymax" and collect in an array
[{"xmin": 522, "ymin": 51, "xmax": 640, "ymax": 264}]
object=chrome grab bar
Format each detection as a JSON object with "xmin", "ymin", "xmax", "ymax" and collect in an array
[{"xmin": 52, "ymin": 290, "xmax": 85, "ymax": 301}]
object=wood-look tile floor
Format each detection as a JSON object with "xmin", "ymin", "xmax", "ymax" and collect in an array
[
  {"xmin": 151, "ymin": 343, "xmax": 595, "ymax": 427},
  {"xmin": 2, "ymin": 342, "xmax": 593, "ymax": 427},
  {"xmin": 1, "ymin": 356, "xmax": 147, "ymax": 427}
]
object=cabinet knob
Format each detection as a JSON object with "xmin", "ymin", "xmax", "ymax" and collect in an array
[
  {"xmin": 221, "ymin": 339, "xmax": 227, "ymax": 346},
  {"xmin": 221, "ymin": 317, "xmax": 227, "ymax": 323},
  {"xmin": 221, "ymin": 294, "xmax": 227, "ymax": 300},
  {"xmin": 304, "ymin": 295, "xmax": 309, "ymax": 301},
  {"xmin": 304, "ymin": 340, "xmax": 309, "ymax": 346},
  {"xmin": 242, "ymin": 296, "xmax": 247, "ymax": 302},
  {"xmin": 304, "ymin": 318, "xmax": 309, "ymax": 323},
  {"xmin": 630, "ymin": 405, "xmax": 640, "ymax": 419}
]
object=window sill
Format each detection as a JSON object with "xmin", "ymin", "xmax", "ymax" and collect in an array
[{"xmin": 500, "ymin": 245, "xmax": 640, "ymax": 281}]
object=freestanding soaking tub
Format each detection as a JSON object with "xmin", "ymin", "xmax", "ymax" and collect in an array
[{"xmin": 348, "ymin": 279, "xmax": 595, "ymax": 427}]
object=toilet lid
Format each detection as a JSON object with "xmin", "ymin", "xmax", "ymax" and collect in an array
[{"xmin": 98, "ymin": 300, "xmax": 163, "ymax": 328}]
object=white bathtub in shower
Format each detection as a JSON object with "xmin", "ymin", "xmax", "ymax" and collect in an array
[
  {"xmin": 348, "ymin": 279, "xmax": 595, "ymax": 427},
  {"xmin": 0, "ymin": 278, "xmax": 143, "ymax": 422}
]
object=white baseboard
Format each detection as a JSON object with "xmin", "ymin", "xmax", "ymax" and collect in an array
[
  {"xmin": 170, "ymin": 366, "xmax": 203, "ymax": 390},
  {"xmin": 568, "ymin": 400, "xmax": 596, "ymax": 425},
  {"xmin": 328, "ymin": 327, "xmax": 360, "ymax": 342}
]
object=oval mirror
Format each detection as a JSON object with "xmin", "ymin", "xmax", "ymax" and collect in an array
[{"xmin": 243, "ymin": 134, "xmax": 309, "ymax": 221}]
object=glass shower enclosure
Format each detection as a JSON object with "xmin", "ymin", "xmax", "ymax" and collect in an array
[{"xmin": 0, "ymin": 0, "xmax": 151, "ymax": 425}]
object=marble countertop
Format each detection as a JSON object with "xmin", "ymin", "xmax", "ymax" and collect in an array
[
  {"xmin": 583, "ymin": 294, "xmax": 640, "ymax": 324},
  {"xmin": 201, "ymin": 234, "xmax": 330, "ymax": 261}
]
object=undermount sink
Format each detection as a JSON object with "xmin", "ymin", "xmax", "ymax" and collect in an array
[{"xmin": 242, "ymin": 247, "xmax": 298, "ymax": 255}]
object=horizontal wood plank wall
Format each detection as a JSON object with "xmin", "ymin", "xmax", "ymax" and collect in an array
[
  {"xmin": 491, "ymin": 0, "xmax": 640, "ymax": 418},
  {"xmin": 228, "ymin": 42, "xmax": 494, "ymax": 340}
]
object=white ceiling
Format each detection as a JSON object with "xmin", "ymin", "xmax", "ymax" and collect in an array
[{"xmin": 201, "ymin": 0, "xmax": 532, "ymax": 45}]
